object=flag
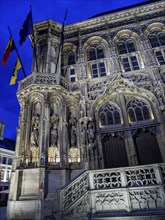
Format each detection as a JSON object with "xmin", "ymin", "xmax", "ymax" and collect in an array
[
  {"xmin": 10, "ymin": 58, "xmax": 22, "ymax": 85},
  {"xmin": 2, "ymin": 38, "xmax": 15, "ymax": 65},
  {"xmin": 19, "ymin": 9, "xmax": 33, "ymax": 46}
]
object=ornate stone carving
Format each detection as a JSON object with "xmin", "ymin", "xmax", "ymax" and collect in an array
[
  {"xmin": 48, "ymin": 147, "xmax": 60, "ymax": 163},
  {"xmin": 50, "ymin": 114, "xmax": 59, "ymax": 147},
  {"xmin": 30, "ymin": 114, "xmax": 40, "ymax": 148},
  {"xmin": 80, "ymin": 123, "xmax": 86, "ymax": 145},
  {"xmin": 95, "ymin": 191, "xmax": 126, "ymax": 211},
  {"xmin": 124, "ymin": 73, "xmax": 151, "ymax": 84},
  {"xmin": 129, "ymin": 188, "xmax": 164, "ymax": 210},
  {"xmin": 126, "ymin": 167, "xmax": 158, "ymax": 186},
  {"xmin": 63, "ymin": 173, "xmax": 88, "ymax": 210},
  {"xmin": 87, "ymin": 123, "xmax": 95, "ymax": 144},
  {"xmin": 18, "ymin": 73, "xmax": 70, "ymax": 91},
  {"xmin": 105, "ymin": 78, "xmax": 136, "ymax": 94},
  {"xmin": 93, "ymin": 171, "xmax": 121, "ymax": 189},
  {"xmin": 160, "ymin": 164, "xmax": 165, "ymax": 183},
  {"xmin": 68, "ymin": 147, "xmax": 80, "ymax": 163},
  {"xmin": 154, "ymin": 87, "xmax": 165, "ymax": 109},
  {"xmin": 30, "ymin": 114, "xmax": 40, "ymax": 165},
  {"xmin": 30, "ymin": 147, "xmax": 39, "ymax": 165},
  {"xmin": 69, "ymin": 114, "xmax": 77, "ymax": 148},
  {"xmin": 64, "ymin": 194, "xmax": 90, "ymax": 218}
]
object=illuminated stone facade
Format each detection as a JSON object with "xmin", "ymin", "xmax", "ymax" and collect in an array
[{"xmin": 7, "ymin": 1, "xmax": 165, "ymax": 219}]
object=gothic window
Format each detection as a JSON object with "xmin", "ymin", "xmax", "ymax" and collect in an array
[
  {"xmin": 127, "ymin": 98, "xmax": 152, "ymax": 123},
  {"xmin": 68, "ymin": 52, "xmax": 76, "ymax": 65},
  {"xmin": 88, "ymin": 45, "xmax": 104, "ymax": 60},
  {"xmin": 88, "ymin": 44, "xmax": 106, "ymax": 78},
  {"xmin": 8, "ymin": 158, "xmax": 13, "ymax": 165},
  {"xmin": 2, "ymin": 157, "xmax": 7, "ymax": 164},
  {"xmin": 117, "ymin": 39, "xmax": 140, "ymax": 72},
  {"xmin": 149, "ymin": 30, "xmax": 165, "ymax": 65},
  {"xmin": 99, "ymin": 103, "xmax": 121, "ymax": 126}
]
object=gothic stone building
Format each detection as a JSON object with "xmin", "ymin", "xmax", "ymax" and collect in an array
[{"xmin": 7, "ymin": 1, "xmax": 165, "ymax": 219}]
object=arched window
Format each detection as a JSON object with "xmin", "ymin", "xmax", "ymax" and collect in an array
[
  {"xmin": 99, "ymin": 103, "xmax": 121, "ymax": 126},
  {"xmin": 127, "ymin": 99, "xmax": 152, "ymax": 123},
  {"xmin": 8, "ymin": 158, "xmax": 13, "ymax": 165},
  {"xmin": 88, "ymin": 45, "xmax": 104, "ymax": 60},
  {"xmin": 68, "ymin": 52, "xmax": 75, "ymax": 65},
  {"xmin": 149, "ymin": 30, "xmax": 165, "ymax": 65},
  {"xmin": 87, "ymin": 44, "xmax": 106, "ymax": 78},
  {"xmin": 117, "ymin": 38, "xmax": 140, "ymax": 72}
]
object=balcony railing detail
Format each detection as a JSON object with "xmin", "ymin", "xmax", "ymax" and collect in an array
[
  {"xmin": 60, "ymin": 163, "xmax": 165, "ymax": 218},
  {"xmin": 62, "ymin": 172, "xmax": 88, "ymax": 210},
  {"xmin": 93, "ymin": 170, "xmax": 122, "ymax": 189},
  {"xmin": 125, "ymin": 167, "xmax": 158, "ymax": 186},
  {"xmin": 18, "ymin": 72, "xmax": 70, "ymax": 91}
]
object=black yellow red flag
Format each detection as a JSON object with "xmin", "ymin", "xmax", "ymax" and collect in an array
[
  {"xmin": 10, "ymin": 58, "xmax": 22, "ymax": 85},
  {"xmin": 2, "ymin": 38, "xmax": 15, "ymax": 65}
]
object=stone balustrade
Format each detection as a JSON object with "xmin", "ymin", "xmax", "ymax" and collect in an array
[
  {"xmin": 18, "ymin": 72, "xmax": 70, "ymax": 91},
  {"xmin": 60, "ymin": 163, "xmax": 165, "ymax": 219}
]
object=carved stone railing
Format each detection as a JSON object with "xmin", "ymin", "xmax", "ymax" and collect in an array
[
  {"xmin": 60, "ymin": 163, "xmax": 165, "ymax": 219},
  {"xmin": 62, "ymin": 171, "xmax": 89, "ymax": 210},
  {"xmin": 18, "ymin": 72, "xmax": 70, "ymax": 91}
]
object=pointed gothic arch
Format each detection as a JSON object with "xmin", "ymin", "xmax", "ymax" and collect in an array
[{"xmin": 92, "ymin": 81, "xmax": 164, "ymax": 169}]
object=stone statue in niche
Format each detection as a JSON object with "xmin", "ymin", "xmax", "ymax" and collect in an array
[
  {"xmin": 87, "ymin": 123, "xmax": 95, "ymax": 144},
  {"xmin": 80, "ymin": 122, "xmax": 88, "ymax": 163},
  {"xmin": 50, "ymin": 114, "xmax": 59, "ymax": 147},
  {"xmin": 160, "ymin": 71, "xmax": 165, "ymax": 83},
  {"xmin": 81, "ymin": 123, "xmax": 86, "ymax": 145},
  {"xmin": 69, "ymin": 114, "xmax": 77, "ymax": 147},
  {"xmin": 30, "ymin": 114, "xmax": 40, "ymax": 147},
  {"xmin": 80, "ymin": 96, "xmax": 86, "ymax": 118},
  {"xmin": 155, "ymin": 88, "xmax": 165, "ymax": 106}
]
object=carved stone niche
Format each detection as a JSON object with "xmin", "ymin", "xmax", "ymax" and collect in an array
[
  {"xmin": 30, "ymin": 101, "xmax": 42, "ymax": 166},
  {"xmin": 30, "ymin": 146, "xmax": 39, "ymax": 165},
  {"xmin": 48, "ymin": 147, "xmax": 60, "ymax": 164},
  {"xmin": 48, "ymin": 111, "xmax": 60, "ymax": 164},
  {"xmin": 68, "ymin": 147, "xmax": 80, "ymax": 163}
]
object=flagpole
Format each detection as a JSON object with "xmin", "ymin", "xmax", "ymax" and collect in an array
[
  {"xmin": 30, "ymin": 5, "xmax": 39, "ymax": 73},
  {"xmin": 55, "ymin": 9, "xmax": 67, "ymax": 74},
  {"xmin": 8, "ymin": 26, "xmax": 27, "ymax": 78}
]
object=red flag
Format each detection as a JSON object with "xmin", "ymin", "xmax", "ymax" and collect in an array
[{"xmin": 2, "ymin": 38, "xmax": 15, "ymax": 65}]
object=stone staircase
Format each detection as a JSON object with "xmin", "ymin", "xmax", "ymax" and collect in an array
[{"xmin": 59, "ymin": 163, "xmax": 165, "ymax": 220}]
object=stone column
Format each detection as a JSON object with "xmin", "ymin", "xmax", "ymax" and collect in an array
[
  {"xmin": 108, "ymin": 36, "xmax": 121, "ymax": 74},
  {"xmin": 40, "ymin": 98, "xmax": 50, "ymax": 166},
  {"xmin": 125, "ymin": 130, "xmax": 138, "ymax": 166},
  {"xmin": 18, "ymin": 99, "xmax": 27, "ymax": 166},
  {"xmin": 119, "ymin": 94, "xmax": 138, "ymax": 166}
]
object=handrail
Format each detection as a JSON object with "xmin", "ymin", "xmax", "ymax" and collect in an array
[{"xmin": 60, "ymin": 163, "xmax": 165, "ymax": 211}]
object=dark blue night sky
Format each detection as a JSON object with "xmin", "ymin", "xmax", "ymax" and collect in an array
[{"xmin": 0, "ymin": 0, "xmax": 155, "ymax": 140}]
